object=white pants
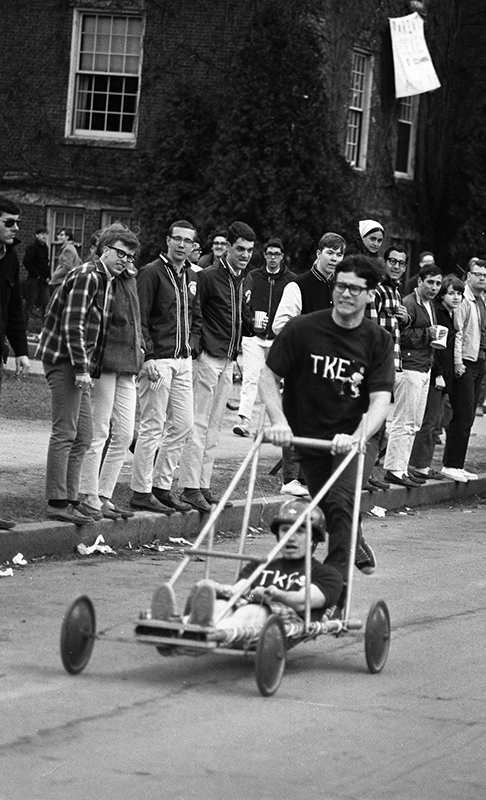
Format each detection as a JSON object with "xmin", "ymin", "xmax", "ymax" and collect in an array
[
  {"xmin": 384, "ymin": 369, "xmax": 431, "ymax": 474},
  {"xmin": 178, "ymin": 351, "xmax": 233, "ymax": 489},
  {"xmin": 131, "ymin": 357, "xmax": 193, "ymax": 493},
  {"xmin": 238, "ymin": 336, "xmax": 272, "ymax": 420},
  {"xmin": 78, "ymin": 371, "xmax": 137, "ymax": 505}
]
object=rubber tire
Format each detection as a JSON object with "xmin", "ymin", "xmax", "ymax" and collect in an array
[
  {"xmin": 255, "ymin": 614, "xmax": 286, "ymax": 697},
  {"xmin": 364, "ymin": 599, "xmax": 391, "ymax": 674},
  {"xmin": 60, "ymin": 595, "xmax": 96, "ymax": 675}
]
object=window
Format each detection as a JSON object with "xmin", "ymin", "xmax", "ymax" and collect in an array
[
  {"xmin": 345, "ymin": 51, "xmax": 373, "ymax": 170},
  {"xmin": 66, "ymin": 13, "xmax": 144, "ymax": 143},
  {"xmin": 46, "ymin": 207, "xmax": 86, "ymax": 270},
  {"xmin": 395, "ymin": 96, "xmax": 419, "ymax": 179},
  {"xmin": 101, "ymin": 209, "xmax": 140, "ymax": 234}
]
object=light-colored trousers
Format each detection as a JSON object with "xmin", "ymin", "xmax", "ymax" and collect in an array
[
  {"xmin": 78, "ymin": 371, "xmax": 137, "ymax": 505},
  {"xmin": 178, "ymin": 351, "xmax": 233, "ymax": 489},
  {"xmin": 383, "ymin": 369, "xmax": 431, "ymax": 474},
  {"xmin": 131, "ymin": 357, "xmax": 193, "ymax": 494},
  {"xmin": 237, "ymin": 335, "xmax": 272, "ymax": 420}
]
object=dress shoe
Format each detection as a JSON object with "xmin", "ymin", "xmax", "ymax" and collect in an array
[
  {"xmin": 367, "ymin": 477, "xmax": 390, "ymax": 490},
  {"xmin": 130, "ymin": 493, "xmax": 176, "ymax": 514},
  {"xmin": 152, "ymin": 487, "xmax": 192, "ymax": 513},
  {"xmin": 201, "ymin": 488, "xmax": 233, "ymax": 508},
  {"xmin": 363, "ymin": 481, "xmax": 379, "ymax": 492},
  {"xmin": 0, "ymin": 517, "xmax": 16, "ymax": 530},
  {"xmin": 409, "ymin": 467, "xmax": 444, "ymax": 482},
  {"xmin": 180, "ymin": 488, "xmax": 212, "ymax": 513},
  {"xmin": 109, "ymin": 503, "xmax": 135, "ymax": 519},
  {"xmin": 46, "ymin": 503, "xmax": 95, "ymax": 525},
  {"xmin": 76, "ymin": 501, "xmax": 104, "ymax": 521},
  {"xmin": 383, "ymin": 471, "xmax": 420, "ymax": 488},
  {"xmin": 406, "ymin": 472, "xmax": 426, "ymax": 485},
  {"xmin": 99, "ymin": 500, "xmax": 123, "ymax": 520}
]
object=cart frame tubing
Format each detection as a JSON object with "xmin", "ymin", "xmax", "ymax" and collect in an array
[{"xmin": 167, "ymin": 432, "xmax": 364, "ymax": 633}]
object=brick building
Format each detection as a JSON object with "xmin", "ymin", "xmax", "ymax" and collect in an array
[{"xmin": 0, "ymin": 0, "xmax": 430, "ymax": 279}]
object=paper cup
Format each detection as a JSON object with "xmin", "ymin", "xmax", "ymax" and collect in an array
[
  {"xmin": 431, "ymin": 324, "xmax": 448, "ymax": 349},
  {"xmin": 254, "ymin": 311, "xmax": 267, "ymax": 331}
]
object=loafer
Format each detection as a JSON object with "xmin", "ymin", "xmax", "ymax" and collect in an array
[
  {"xmin": 363, "ymin": 481, "xmax": 379, "ymax": 492},
  {"xmin": 406, "ymin": 472, "xmax": 426, "ymax": 485},
  {"xmin": 180, "ymin": 489, "xmax": 212, "ymax": 513},
  {"xmin": 110, "ymin": 503, "xmax": 135, "ymax": 519},
  {"xmin": 130, "ymin": 493, "xmax": 176, "ymax": 514},
  {"xmin": 46, "ymin": 503, "xmax": 95, "ymax": 525},
  {"xmin": 409, "ymin": 467, "xmax": 444, "ymax": 482},
  {"xmin": 77, "ymin": 501, "xmax": 104, "ymax": 521},
  {"xmin": 233, "ymin": 423, "xmax": 250, "ymax": 437},
  {"xmin": 367, "ymin": 477, "xmax": 390, "ymax": 490},
  {"xmin": 201, "ymin": 488, "xmax": 233, "ymax": 508},
  {"xmin": 0, "ymin": 517, "xmax": 16, "ymax": 530},
  {"xmin": 100, "ymin": 500, "xmax": 123, "ymax": 520},
  {"xmin": 383, "ymin": 471, "xmax": 419, "ymax": 488},
  {"xmin": 152, "ymin": 487, "xmax": 192, "ymax": 513}
]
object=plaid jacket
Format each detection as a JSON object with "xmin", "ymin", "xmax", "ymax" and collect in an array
[
  {"xmin": 36, "ymin": 257, "xmax": 114, "ymax": 377},
  {"xmin": 373, "ymin": 279, "xmax": 408, "ymax": 371}
]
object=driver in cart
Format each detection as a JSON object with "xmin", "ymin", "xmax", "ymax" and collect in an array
[{"xmin": 151, "ymin": 499, "xmax": 344, "ymax": 632}]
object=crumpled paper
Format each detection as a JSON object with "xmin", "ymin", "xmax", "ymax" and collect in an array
[
  {"xmin": 0, "ymin": 567, "xmax": 14, "ymax": 577},
  {"xmin": 77, "ymin": 534, "xmax": 116, "ymax": 556},
  {"xmin": 368, "ymin": 506, "xmax": 386, "ymax": 518},
  {"xmin": 12, "ymin": 553, "xmax": 27, "ymax": 565},
  {"xmin": 168, "ymin": 536, "xmax": 192, "ymax": 546}
]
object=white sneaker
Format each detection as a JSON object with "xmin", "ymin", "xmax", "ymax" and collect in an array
[
  {"xmin": 280, "ymin": 480, "xmax": 311, "ymax": 497},
  {"xmin": 440, "ymin": 467, "xmax": 468, "ymax": 483},
  {"xmin": 460, "ymin": 469, "xmax": 478, "ymax": 480}
]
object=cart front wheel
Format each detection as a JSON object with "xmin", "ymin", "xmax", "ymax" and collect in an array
[
  {"xmin": 255, "ymin": 614, "xmax": 286, "ymax": 696},
  {"xmin": 365, "ymin": 600, "xmax": 390, "ymax": 674},
  {"xmin": 60, "ymin": 595, "xmax": 96, "ymax": 674}
]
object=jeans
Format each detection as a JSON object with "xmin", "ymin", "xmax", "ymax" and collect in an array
[
  {"xmin": 443, "ymin": 358, "xmax": 485, "ymax": 469},
  {"xmin": 383, "ymin": 369, "xmax": 430, "ymax": 474},
  {"xmin": 131, "ymin": 357, "xmax": 193, "ymax": 494},
  {"xmin": 409, "ymin": 384, "xmax": 444, "ymax": 470},
  {"xmin": 178, "ymin": 351, "xmax": 233, "ymax": 489},
  {"xmin": 78, "ymin": 371, "xmax": 137, "ymax": 504},
  {"xmin": 44, "ymin": 360, "xmax": 93, "ymax": 501},
  {"xmin": 238, "ymin": 336, "xmax": 272, "ymax": 420}
]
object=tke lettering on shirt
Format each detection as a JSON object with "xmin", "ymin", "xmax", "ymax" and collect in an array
[
  {"xmin": 310, "ymin": 353, "xmax": 364, "ymax": 398},
  {"xmin": 258, "ymin": 569, "xmax": 305, "ymax": 590}
]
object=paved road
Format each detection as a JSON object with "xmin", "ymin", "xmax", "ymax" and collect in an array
[{"xmin": 2, "ymin": 502, "xmax": 486, "ymax": 800}]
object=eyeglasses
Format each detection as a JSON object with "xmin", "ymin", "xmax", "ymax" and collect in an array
[
  {"xmin": 213, "ymin": 240, "xmax": 227, "ymax": 247},
  {"xmin": 1, "ymin": 218, "xmax": 20, "ymax": 228},
  {"xmin": 106, "ymin": 245, "xmax": 136, "ymax": 263},
  {"xmin": 387, "ymin": 257, "xmax": 407, "ymax": 267},
  {"xmin": 265, "ymin": 252, "xmax": 283, "ymax": 259},
  {"xmin": 334, "ymin": 282, "xmax": 368, "ymax": 297},
  {"xmin": 170, "ymin": 236, "xmax": 194, "ymax": 247},
  {"xmin": 470, "ymin": 272, "xmax": 486, "ymax": 278}
]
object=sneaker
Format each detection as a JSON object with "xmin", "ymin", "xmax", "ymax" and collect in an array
[
  {"xmin": 233, "ymin": 423, "xmax": 250, "ymax": 437},
  {"xmin": 187, "ymin": 581, "xmax": 216, "ymax": 627},
  {"xmin": 460, "ymin": 469, "xmax": 478, "ymax": 480},
  {"xmin": 280, "ymin": 480, "xmax": 310, "ymax": 497},
  {"xmin": 441, "ymin": 467, "xmax": 468, "ymax": 483},
  {"xmin": 151, "ymin": 584, "xmax": 179, "ymax": 621},
  {"xmin": 355, "ymin": 538, "xmax": 376, "ymax": 575}
]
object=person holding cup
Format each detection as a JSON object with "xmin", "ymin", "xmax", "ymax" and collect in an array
[
  {"xmin": 383, "ymin": 264, "xmax": 443, "ymax": 487},
  {"xmin": 233, "ymin": 238, "xmax": 296, "ymax": 438}
]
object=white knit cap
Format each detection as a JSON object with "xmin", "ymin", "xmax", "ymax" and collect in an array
[{"xmin": 359, "ymin": 219, "xmax": 385, "ymax": 239}]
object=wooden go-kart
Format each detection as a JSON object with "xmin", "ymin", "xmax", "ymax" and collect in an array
[{"xmin": 60, "ymin": 433, "xmax": 391, "ymax": 696}]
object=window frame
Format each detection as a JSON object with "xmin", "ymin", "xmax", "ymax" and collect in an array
[
  {"xmin": 65, "ymin": 10, "xmax": 144, "ymax": 145},
  {"xmin": 344, "ymin": 50, "xmax": 373, "ymax": 171},
  {"xmin": 394, "ymin": 95, "xmax": 419, "ymax": 181}
]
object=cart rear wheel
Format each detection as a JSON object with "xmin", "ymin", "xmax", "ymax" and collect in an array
[
  {"xmin": 255, "ymin": 614, "xmax": 286, "ymax": 696},
  {"xmin": 365, "ymin": 600, "xmax": 390, "ymax": 674},
  {"xmin": 60, "ymin": 595, "xmax": 96, "ymax": 674}
]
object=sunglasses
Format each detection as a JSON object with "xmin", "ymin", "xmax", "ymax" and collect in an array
[{"xmin": 1, "ymin": 218, "xmax": 20, "ymax": 228}]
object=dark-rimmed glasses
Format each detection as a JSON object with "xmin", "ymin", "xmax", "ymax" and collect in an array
[
  {"xmin": 334, "ymin": 282, "xmax": 368, "ymax": 296},
  {"xmin": 387, "ymin": 257, "xmax": 407, "ymax": 267},
  {"xmin": 106, "ymin": 245, "xmax": 136, "ymax": 263}
]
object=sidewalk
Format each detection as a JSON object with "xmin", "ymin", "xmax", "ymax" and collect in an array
[{"xmin": 2, "ymin": 355, "xmax": 486, "ymax": 562}]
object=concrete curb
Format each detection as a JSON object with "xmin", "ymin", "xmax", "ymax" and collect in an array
[{"xmin": 2, "ymin": 476, "xmax": 486, "ymax": 563}]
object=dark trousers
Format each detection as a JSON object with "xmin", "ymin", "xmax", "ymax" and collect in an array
[
  {"xmin": 299, "ymin": 442, "xmax": 375, "ymax": 578},
  {"xmin": 443, "ymin": 358, "xmax": 485, "ymax": 469},
  {"xmin": 23, "ymin": 277, "xmax": 50, "ymax": 328}
]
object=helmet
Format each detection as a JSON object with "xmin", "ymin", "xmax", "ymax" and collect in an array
[{"xmin": 270, "ymin": 499, "xmax": 326, "ymax": 543}]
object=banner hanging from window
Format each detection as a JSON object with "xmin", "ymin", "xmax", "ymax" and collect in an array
[{"xmin": 389, "ymin": 12, "xmax": 441, "ymax": 98}]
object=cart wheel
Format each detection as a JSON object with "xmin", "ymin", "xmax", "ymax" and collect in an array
[
  {"xmin": 364, "ymin": 600, "xmax": 390, "ymax": 674},
  {"xmin": 60, "ymin": 595, "xmax": 96, "ymax": 675},
  {"xmin": 255, "ymin": 614, "xmax": 286, "ymax": 697}
]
